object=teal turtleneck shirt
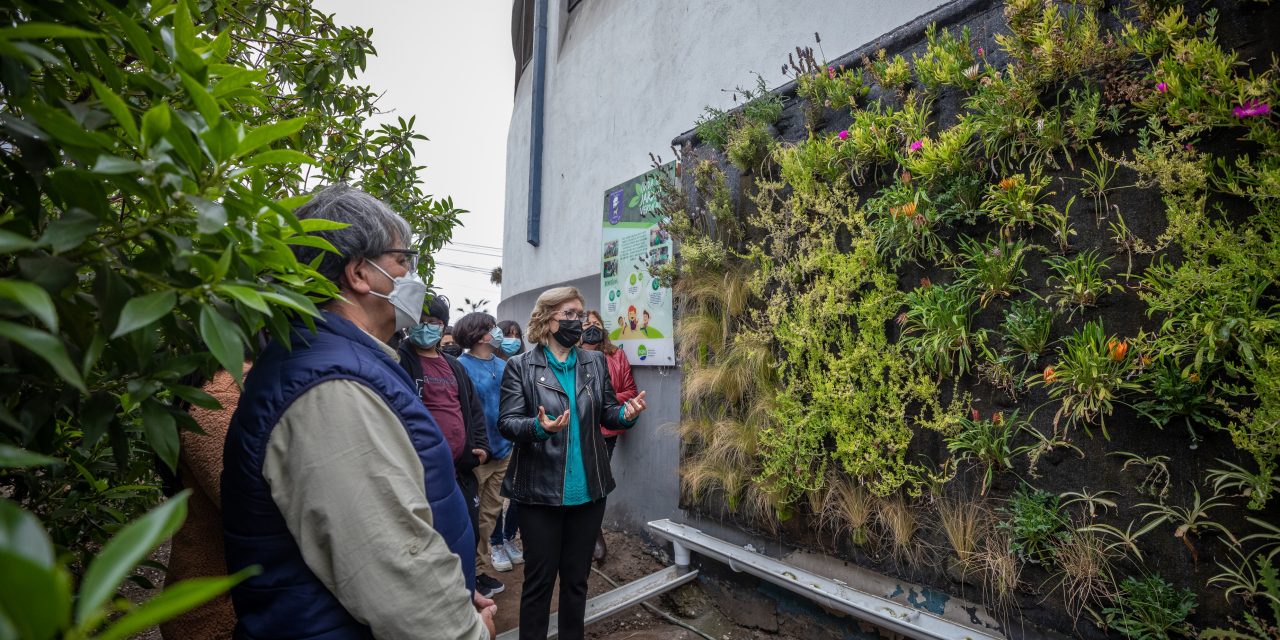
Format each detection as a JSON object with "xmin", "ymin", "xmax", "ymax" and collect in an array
[{"xmin": 543, "ymin": 346, "xmax": 590, "ymax": 506}]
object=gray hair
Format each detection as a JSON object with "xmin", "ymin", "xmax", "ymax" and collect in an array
[{"xmin": 292, "ymin": 184, "xmax": 413, "ymax": 288}]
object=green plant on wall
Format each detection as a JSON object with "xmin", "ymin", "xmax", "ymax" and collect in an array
[
  {"xmin": 913, "ymin": 23, "xmax": 981, "ymax": 93},
  {"xmin": 899, "ymin": 282, "xmax": 979, "ymax": 378},
  {"xmin": 1034, "ymin": 320, "xmax": 1141, "ymax": 438},
  {"xmin": 998, "ymin": 484, "xmax": 1071, "ymax": 565},
  {"xmin": 1101, "ymin": 574, "xmax": 1197, "ymax": 640}
]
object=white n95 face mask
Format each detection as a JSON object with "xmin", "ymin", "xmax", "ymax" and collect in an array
[{"xmin": 366, "ymin": 260, "xmax": 428, "ymax": 333}]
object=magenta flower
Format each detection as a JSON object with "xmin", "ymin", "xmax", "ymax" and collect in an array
[
  {"xmin": 827, "ymin": 66, "xmax": 836, "ymax": 79},
  {"xmin": 1156, "ymin": 82, "xmax": 1167, "ymax": 93},
  {"xmin": 909, "ymin": 139, "xmax": 924, "ymax": 152},
  {"xmin": 1233, "ymin": 100, "xmax": 1271, "ymax": 118},
  {"xmin": 977, "ymin": 47, "xmax": 984, "ymax": 57},
  {"xmin": 838, "ymin": 130, "xmax": 850, "ymax": 140}
]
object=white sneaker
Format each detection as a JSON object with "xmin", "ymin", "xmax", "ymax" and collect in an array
[
  {"xmin": 490, "ymin": 544, "xmax": 513, "ymax": 572},
  {"xmin": 503, "ymin": 540, "xmax": 525, "ymax": 565}
]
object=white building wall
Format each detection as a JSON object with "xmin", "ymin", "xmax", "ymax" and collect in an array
[{"xmin": 499, "ymin": 0, "xmax": 946, "ymax": 533}]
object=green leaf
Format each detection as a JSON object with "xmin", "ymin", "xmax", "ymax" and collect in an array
[
  {"xmin": 0, "ymin": 230, "xmax": 36, "ymax": 254},
  {"xmin": 88, "ymin": 77, "xmax": 138, "ymax": 144},
  {"xmin": 168, "ymin": 384, "xmax": 222, "ymax": 410},
  {"xmin": 75, "ymin": 492, "xmax": 190, "ymax": 625},
  {"xmin": 140, "ymin": 400, "xmax": 179, "ymax": 472},
  {"xmin": 178, "ymin": 71, "xmax": 220, "ymax": 125},
  {"xmin": 282, "ymin": 234, "xmax": 339, "ymax": 253},
  {"xmin": 111, "ymin": 291, "xmax": 176, "ymax": 339},
  {"xmin": 40, "ymin": 208, "xmax": 99, "ymax": 253},
  {"xmin": 0, "ymin": 445, "xmax": 59, "ymax": 469},
  {"xmin": 0, "ymin": 550, "xmax": 71, "ymax": 640},
  {"xmin": 242, "ymin": 149, "xmax": 313, "ymax": 167},
  {"xmin": 238, "ymin": 117, "xmax": 306, "ymax": 156},
  {"xmin": 199, "ymin": 306, "xmax": 245, "ymax": 386},
  {"xmin": 0, "ymin": 279, "xmax": 58, "ymax": 332},
  {"xmin": 141, "ymin": 104, "xmax": 171, "ymax": 149},
  {"xmin": 0, "ymin": 23, "xmax": 103, "ymax": 40},
  {"xmin": 217, "ymin": 284, "xmax": 271, "ymax": 314},
  {"xmin": 211, "ymin": 67, "xmax": 267, "ymax": 99},
  {"xmin": 0, "ymin": 321, "xmax": 86, "ymax": 393},
  {"xmin": 173, "ymin": 0, "xmax": 194, "ymax": 52},
  {"xmin": 95, "ymin": 568, "xmax": 258, "ymax": 640},
  {"xmin": 0, "ymin": 498, "xmax": 56, "ymax": 567},
  {"xmin": 92, "ymin": 154, "xmax": 144, "ymax": 175},
  {"xmin": 297, "ymin": 218, "xmax": 351, "ymax": 232},
  {"xmin": 189, "ymin": 196, "xmax": 227, "ymax": 234},
  {"xmin": 98, "ymin": 1, "xmax": 154, "ymax": 66}
]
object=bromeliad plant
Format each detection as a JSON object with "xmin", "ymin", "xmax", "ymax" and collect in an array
[
  {"xmin": 946, "ymin": 409, "xmax": 1033, "ymax": 495},
  {"xmin": 1033, "ymin": 320, "xmax": 1141, "ymax": 438},
  {"xmin": 952, "ymin": 235, "xmax": 1032, "ymax": 307},
  {"xmin": 1044, "ymin": 249, "xmax": 1122, "ymax": 318},
  {"xmin": 899, "ymin": 282, "xmax": 979, "ymax": 378},
  {"xmin": 1000, "ymin": 299, "xmax": 1056, "ymax": 363},
  {"xmin": 1134, "ymin": 357, "xmax": 1221, "ymax": 449},
  {"xmin": 980, "ymin": 172, "xmax": 1061, "ymax": 234},
  {"xmin": 866, "ymin": 182, "xmax": 946, "ymax": 266}
]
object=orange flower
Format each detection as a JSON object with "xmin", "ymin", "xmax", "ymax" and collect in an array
[
  {"xmin": 1043, "ymin": 366, "xmax": 1058, "ymax": 383},
  {"xmin": 999, "ymin": 177, "xmax": 1017, "ymax": 190},
  {"xmin": 993, "ymin": 412, "xmax": 1004, "ymax": 425},
  {"xmin": 919, "ymin": 277, "xmax": 932, "ymax": 289},
  {"xmin": 1108, "ymin": 339, "xmax": 1129, "ymax": 362},
  {"xmin": 1189, "ymin": 372, "xmax": 1200, "ymax": 383},
  {"xmin": 899, "ymin": 201, "xmax": 918, "ymax": 217},
  {"xmin": 901, "ymin": 171, "xmax": 913, "ymax": 184}
]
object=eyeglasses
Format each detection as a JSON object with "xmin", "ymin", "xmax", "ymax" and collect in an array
[
  {"xmin": 555, "ymin": 311, "xmax": 587, "ymax": 322},
  {"xmin": 422, "ymin": 318, "xmax": 445, "ymax": 328},
  {"xmin": 381, "ymin": 249, "xmax": 420, "ymax": 273}
]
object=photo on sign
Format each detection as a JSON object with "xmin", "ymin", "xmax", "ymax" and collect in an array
[
  {"xmin": 650, "ymin": 246, "xmax": 670, "ymax": 266},
  {"xmin": 603, "ymin": 239, "xmax": 618, "ymax": 260},
  {"xmin": 602, "ymin": 258, "xmax": 618, "ymax": 279},
  {"xmin": 649, "ymin": 227, "xmax": 670, "ymax": 247}
]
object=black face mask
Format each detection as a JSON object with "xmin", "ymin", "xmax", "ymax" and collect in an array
[
  {"xmin": 581, "ymin": 326, "xmax": 604, "ymax": 345},
  {"xmin": 439, "ymin": 344, "xmax": 463, "ymax": 358},
  {"xmin": 552, "ymin": 318, "xmax": 583, "ymax": 348}
]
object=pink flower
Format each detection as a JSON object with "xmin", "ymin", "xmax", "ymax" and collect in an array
[
  {"xmin": 909, "ymin": 139, "xmax": 923, "ymax": 152},
  {"xmin": 828, "ymin": 66, "xmax": 836, "ymax": 79},
  {"xmin": 977, "ymin": 47, "xmax": 984, "ymax": 57},
  {"xmin": 1156, "ymin": 82, "xmax": 1168, "ymax": 93},
  {"xmin": 838, "ymin": 130, "xmax": 850, "ymax": 140},
  {"xmin": 1233, "ymin": 100, "xmax": 1271, "ymax": 118}
]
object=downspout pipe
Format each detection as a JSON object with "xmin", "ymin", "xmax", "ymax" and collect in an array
[{"xmin": 526, "ymin": 0, "xmax": 548, "ymax": 247}]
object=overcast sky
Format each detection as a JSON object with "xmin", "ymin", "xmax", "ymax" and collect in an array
[{"xmin": 315, "ymin": 1, "xmax": 513, "ymax": 315}]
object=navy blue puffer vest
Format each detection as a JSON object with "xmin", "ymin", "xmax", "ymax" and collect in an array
[{"xmin": 222, "ymin": 312, "xmax": 475, "ymax": 640}]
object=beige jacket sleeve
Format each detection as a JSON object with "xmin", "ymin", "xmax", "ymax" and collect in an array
[{"xmin": 263, "ymin": 379, "xmax": 488, "ymax": 640}]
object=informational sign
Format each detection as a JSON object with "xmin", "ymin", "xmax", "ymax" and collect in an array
[{"xmin": 600, "ymin": 163, "xmax": 675, "ymax": 366}]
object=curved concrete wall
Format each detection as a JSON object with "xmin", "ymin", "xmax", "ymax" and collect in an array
[{"xmin": 499, "ymin": 0, "xmax": 945, "ymax": 532}]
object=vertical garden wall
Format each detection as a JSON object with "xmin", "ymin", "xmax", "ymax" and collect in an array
[{"xmin": 660, "ymin": 0, "xmax": 1280, "ymax": 637}]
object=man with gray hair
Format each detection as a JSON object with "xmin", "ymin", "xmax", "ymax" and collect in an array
[{"xmin": 223, "ymin": 184, "xmax": 497, "ymax": 639}]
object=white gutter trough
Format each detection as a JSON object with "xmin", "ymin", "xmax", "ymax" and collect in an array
[
  {"xmin": 495, "ymin": 564, "xmax": 699, "ymax": 640},
  {"xmin": 647, "ymin": 519, "xmax": 1002, "ymax": 640}
]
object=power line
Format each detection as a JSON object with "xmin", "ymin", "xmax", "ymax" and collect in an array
[
  {"xmin": 438, "ymin": 246, "xmax": 502, "ymax": 259},
  {"xmin": 448, "ymin": 240, "xmax": 504, "ymax": 252}
]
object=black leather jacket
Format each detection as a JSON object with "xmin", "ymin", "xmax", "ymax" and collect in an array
[{"xmin": 498, "ymin": 345, "xmax": 632, "ymax": 506}]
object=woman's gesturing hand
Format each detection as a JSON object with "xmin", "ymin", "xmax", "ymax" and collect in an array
[
  {"xmin": 622, "ymin": 390, "xmax": 647, "ymax": 422},
  {"xmin": 537, "ymin": 405, "xmax": 570, "ymax": 433}
]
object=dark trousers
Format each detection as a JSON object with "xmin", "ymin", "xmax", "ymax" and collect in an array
[
  {"xmin": 518, "ymin": 498, "xmax": 607, "ymax": 640},
  {"xmin": 603, "ymin": 435, "xmax": 618, "ymax": 461}
]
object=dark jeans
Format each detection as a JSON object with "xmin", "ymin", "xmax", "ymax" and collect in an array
[
  {"xmin": 490, "ymin": 500, "xmax": 520, "ymax": 546},
  {"xmin": 518, "ymin": 498, "xmax": 607, "ymax": 640}
]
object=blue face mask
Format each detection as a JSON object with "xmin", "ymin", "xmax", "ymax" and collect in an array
[
  {"xmin": 489, "ymin": 326, "xmax": 504, "ymax": 347},
  {"xmin": 408, "ymin": 322, "xmax": 443, "ymax": 349},
  {"xmin": 500, "ymin": 337, "xmax": 522, "ymax": 355}
]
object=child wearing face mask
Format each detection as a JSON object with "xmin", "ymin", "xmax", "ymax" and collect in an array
[{"xmin": 454, "ymin": 313, "xmax": 523, "ymax": 579}]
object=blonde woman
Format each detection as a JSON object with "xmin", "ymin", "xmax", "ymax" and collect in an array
[{"xmin": 498, "ymin": 286, "xmax": 647, "ymax": 640}]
